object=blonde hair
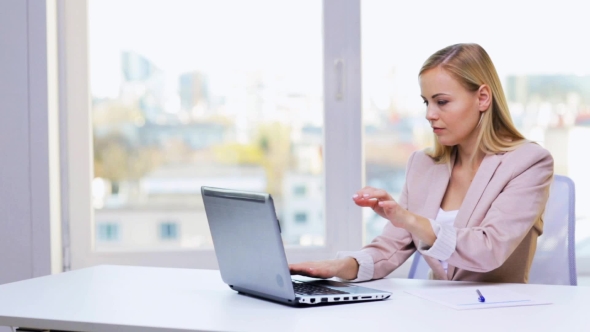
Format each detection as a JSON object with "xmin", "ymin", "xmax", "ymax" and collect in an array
[{"xmin": 419, "ymin": 43, "xmax": 525, "ymax": 164}]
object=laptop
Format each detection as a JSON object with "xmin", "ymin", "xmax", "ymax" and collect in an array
[{"xmin": 201, "ymin": 186, "xmax": 392, "ymax": 306}]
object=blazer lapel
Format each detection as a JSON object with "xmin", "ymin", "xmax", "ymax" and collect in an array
[
  {"xmin": 453, "ymin": 153, "xmax": 501, "ymax": 229},
  {"xmin": 447, "ymin": 153, "xmax": 501, "ymax": 279},
  {"xmin": 421, "ymin": 162, "xmax": 452, "ymax": 219},
  {"xmin": 417, "ymin": 156, "xmax": 452, "ymax": 279}
]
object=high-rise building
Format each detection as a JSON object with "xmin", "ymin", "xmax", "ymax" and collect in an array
[
  {"xmin": 178, "ymin": 71, "xmax": 209, "ymax": 113},
  {"xmin": 121, "ymin": 51, "xmax": 155, "ymax": 82}
]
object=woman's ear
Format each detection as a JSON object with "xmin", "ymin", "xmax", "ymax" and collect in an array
[{"xmin": 477, "ymin": 84, "xmax": 492, "ymax": 112}]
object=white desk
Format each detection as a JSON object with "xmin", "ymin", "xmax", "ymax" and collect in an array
[{"xmin": 0, "ymin": 265, "xmax": 587, "ymax": 332}]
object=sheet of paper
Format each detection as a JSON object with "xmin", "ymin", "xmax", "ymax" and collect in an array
[{"xmin": 405, "ymin": 286, "xmax": 552, "ymax": 310}]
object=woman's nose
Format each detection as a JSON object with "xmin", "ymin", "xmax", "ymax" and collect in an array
[{"xmin": 425, "ymin": 106, "xmax": 438, "ymax": 121}]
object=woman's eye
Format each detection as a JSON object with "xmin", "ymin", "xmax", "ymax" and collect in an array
[
  {"xmin": 422, "ymin": 100, "xmax": 428, "ymax": 106},
  {"xmin": 437, "ymin": 100, "xmax": 448, "ymax": 106}
]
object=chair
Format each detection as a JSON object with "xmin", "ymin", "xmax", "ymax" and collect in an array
[
  {"xmin": 529, "ymin": 175, "xmax": 576, "ymax": 285},
  {"xmin": 408, "ymin": 175, "xmax": 577, "ymax": 285},
  {"xmin": 407, "ymin": 251, "xmax": 430, "ymax": 280}
]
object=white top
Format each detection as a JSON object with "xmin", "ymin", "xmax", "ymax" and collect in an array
[
  {"xmin": 337, "ymin": 208, "xmax": 459, "ymax": 282},
  {"xmin": 0, "ymin": 265, "xmax": 587, "ymax": 332}
]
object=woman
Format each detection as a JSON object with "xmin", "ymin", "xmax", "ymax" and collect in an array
[{"xmin": 289, "ymin": 43, "xmax": 554, "ymax": 283}]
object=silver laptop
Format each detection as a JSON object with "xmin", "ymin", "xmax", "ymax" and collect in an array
[{"xmin": 201, "ymin": 186, "xmax": 392, "ymax": 306}]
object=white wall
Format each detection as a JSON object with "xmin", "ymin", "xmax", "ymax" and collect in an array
[
  {"xmin": 0, "ymin": 0, "xmax": 33, "ymax": 287},
  {"xmin": 0, "ymin": 0, "xmax": 61, "ymax": 291}
]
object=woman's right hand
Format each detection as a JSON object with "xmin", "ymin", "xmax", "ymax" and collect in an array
[{"xmin": 288, "ymin": 257, "xmax": 359, "ymax": 280}]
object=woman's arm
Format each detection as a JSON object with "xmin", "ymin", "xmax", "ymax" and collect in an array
[
  {"xmin": 290, "ymin": 152, "xmax": 421, "ymax": 281},
  {"xmin": 348, "ymin": 152, "xmax": 419, "ymax": 280}
]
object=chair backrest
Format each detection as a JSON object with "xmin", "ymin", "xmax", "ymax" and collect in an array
[
  {"xmin": 407, "ymin": 251, "xmax": 430, "ymax": 280},
  {"xmin": 408, "ymin": 175, "xmax": 577, "ymax": 285},
  {"xmin": 529, "ymin": 175, "xmax": 576, "ymax": 285}
]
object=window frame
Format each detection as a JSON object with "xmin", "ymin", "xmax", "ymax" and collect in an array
[{"xmin": 60, "ymin": 0, "xmax": 364, "ymax": 270}]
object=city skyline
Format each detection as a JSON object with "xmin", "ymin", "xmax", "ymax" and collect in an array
[{"xmin": 87, "ymin": 0, "xmax": 590, "ymax": 253}]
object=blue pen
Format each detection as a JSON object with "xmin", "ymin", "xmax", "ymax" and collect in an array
[{"xmin": 476, "ymin": 289, "xmax": 485, "ymax": 303}]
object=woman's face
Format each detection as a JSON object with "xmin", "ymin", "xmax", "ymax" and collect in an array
[{"xmin": 419, "ymin": 67, "xmax": 488, "ymax": 148}]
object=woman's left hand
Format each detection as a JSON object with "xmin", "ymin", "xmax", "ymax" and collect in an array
[
  {"xmin": 353, "ymin": 186, "xmax": 436, "ymax": 245},
  {"xmin": 352, "ymin": 186, "xmax": 414, "ymax": 229}
]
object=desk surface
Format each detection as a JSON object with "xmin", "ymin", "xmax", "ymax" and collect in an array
[{"xmin": 0, "ymin": 265, "xmax": 587, "ymax": 332}]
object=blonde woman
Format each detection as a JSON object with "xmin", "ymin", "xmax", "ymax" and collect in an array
[{"xmin": 290, "ymin": 43, "xmax": 554, "ymax": 283}]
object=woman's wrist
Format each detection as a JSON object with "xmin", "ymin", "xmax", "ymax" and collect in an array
[
  {"xmin": 336, "ymin": 257, "xmax": 359, "ymax": 280},
  {"xmin": 405, "ymin": 213, "xmax": 437, "ymax": 246}
]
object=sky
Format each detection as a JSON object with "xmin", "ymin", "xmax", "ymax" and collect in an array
[
  {"xmin": 89, "ymin": 0, "xmax": 322, "ymax": 99},
  {"xmin": 89, "ymin": 0, "xmax": 590, "ymax": 107}
]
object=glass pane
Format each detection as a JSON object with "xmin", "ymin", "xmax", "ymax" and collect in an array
[
  {"xmin": 89, "ymin": 0, "xmax": 324, "ymax": 251},
  {"xmin": 361, "ymin": 0, "xmax": 590, "ymax": 267}
]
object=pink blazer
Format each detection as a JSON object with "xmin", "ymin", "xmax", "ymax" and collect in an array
[{"xmin": 362, "ymin": 141, "xmax": 554, "ymax": 283}]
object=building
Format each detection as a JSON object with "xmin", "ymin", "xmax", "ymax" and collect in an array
[{"xmin": 94, "ymin": 164, "xmax": 267, "ymax": 251}]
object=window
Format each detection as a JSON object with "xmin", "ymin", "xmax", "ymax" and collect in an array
[
  {"xmin": 160, "ymin": 222, "xmax": 179, "ymax": 240},
  {"xmin": 294, "ymin": 212, "xmax": 308, "ymax": 224},
  {"xmin": 64, "ymin": 0, "xmax": 363, "ymax": 269},
  {"xmin": 97, "ymin": 223, "xmax": 119, "ymax": 242},
  {"xmin": 64, "ymin": 1, "xmax": 590, "ymax": 276},
  {"xmin": 293, "ymin": 185, "xmax": 307, "ymax": 196},
  {"xmin": 88, "ymin": 0, "xmax": 325, "ymax": 250}
]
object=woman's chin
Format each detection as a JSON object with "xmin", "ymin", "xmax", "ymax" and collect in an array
[{"xmin": 436, "ymin": 138, "xmax": 456, "ymax": 146}]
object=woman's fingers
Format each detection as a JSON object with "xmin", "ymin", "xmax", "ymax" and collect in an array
[
  {"xmin": 378, "ymin": 200, "xmax": 398, "ymax": 214},
  {"xmin": 289, "ymin": 262, "xmax": 335, "ymax": 278},
  {"xmin": 353, "ymin": 187, "xmax": 378, "ymax": 199},
  {"xmin": 365, "ymin": 189, "xmax": 391, "ymax": 200},
  {"xmin": 352, "ymin": 195, "xmax": 378, "ymax": 207},
  {"xmin": 354, "ymin": 187, "xmax": 391, "ymax": 200},
  {"xmin": 289, "ymin": 263, "xmax": 311, "ymax": 274},
  {"xmin": 353, "ymin": 187, "xmax": 394, "ymax": 206}
]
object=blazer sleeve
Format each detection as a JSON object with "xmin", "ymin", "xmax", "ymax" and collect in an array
[
  {"xmin": 358, "ymin": 151, "xmax": 418, "ymax": 279},
  {"xmin": 446, "ymin": 146, "xmax": 554, "ymax": 272}
]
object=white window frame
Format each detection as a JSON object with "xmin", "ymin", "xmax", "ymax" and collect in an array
[{"xmin": 59, "ymin": 0, "xmax": 364, "ymax": 270}]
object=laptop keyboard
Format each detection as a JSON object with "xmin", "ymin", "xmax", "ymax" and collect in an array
[{"xmin": 292, "ymin": 282, "xmax": 349, "ymax": 296}]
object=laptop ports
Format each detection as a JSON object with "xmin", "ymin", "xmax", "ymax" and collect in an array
[
  {"xmin": 310, "ymin": 298, "xmax": 316, "ymax": 304},
  {"xmin": 321, "ymin": 298, "xmax": 328, "ymax": 302},
  {"xmin": 352, "ymin": 296, "xmax": 358, "ymax": 300},
  {"xmin": 334, "ymin": 297, "xmax": 340, "ymax": 301},
  {"xmin": 343, "ymin": 297, "xmax": 349, "ymax": 300}
]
